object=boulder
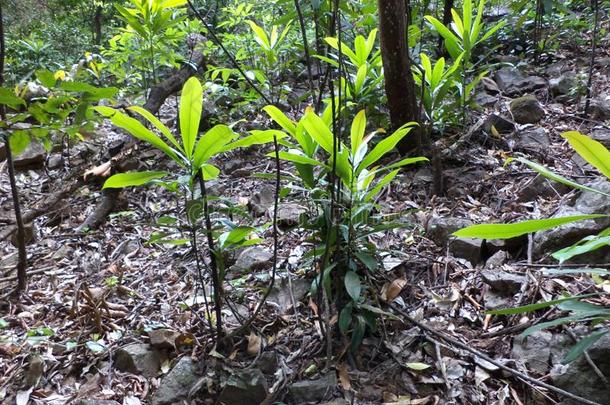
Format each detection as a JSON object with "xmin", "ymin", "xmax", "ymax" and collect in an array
[
  {"xmin": 481, "ymin": 270, "xmax": 526, "ymax": 295},
  {"xmin": 511, "ymin": 331, "xmax": 553, "ymax": 375},
  {"xmin": 512, "ymin": 127, "xmax": 550, "ymax": 153},
  {"xmin": 485, "ymin": 250, "xmax": 508, "ymax": 268},
  {"xmin": 218, "ymin": 368, "xmax": 268, "ymax": 405},
  {"xmin": 113, "ymin": 343, "xmax": 160, "ymax": 378},
  {"xmin": 550, "ymin": 331, "xmax": 610, "ymax": 405},
  {"xmin": 231, "ymin": 246, "xmax": 273, "ymax": 272},
  {"xmin": 152, "ymin": 357, "xmax": 198, "ymax": 405},
  {"xmin": 448, "ymin": 237, "xmax": 483, "ymax": 265},
  {"xmin": 483, "ymin": 114, "xmax": 515, "ymax": 134},
  {"xmin": 494, "ymin": 67, "xmax": 546, "ymax": 96},
  {"xmin": 533, "ymin": 179, "xmax": 610, "ymax": 262},
  {"xmin": 549, "ymin": 75, "xmax": 575, "ymax": 97},
  {"xmin": 589, "ymin": 128, "xmax": 610, "ymax": 149},
  {"xmin": 518, "ymin": 175, "xmax": 571, "ymax": 202},
  {"xmin": 12, "ymin": 140, "xmax": 46, "ymax": 170},
  {"xmin": 289, "ymin": 373, "xmax": 337, "ymax": 404},
  {"xmin": 510, "ymin": 95, "xmax": 545, "ymax": 124},
  {"xmin": 584, "ymin": 97, "xmax": 610, "ymax": 120},
  {"xmin": 426, "ymin": 217, "xmax": 473, "ymax": 246},
  {"xmin": 250, "ymin": 185, "xmax": 275, "ymax": 217},
  {"xmin": 148, "ymin": 329, "xmax": 179, "ymax": 351},
  {"xmin": 276, "ymin": 203, "xmax": 307, "ymax": 228},
  {"xmin": 268, "ymin": 276, "xmax": 310, "ymax": 314}
]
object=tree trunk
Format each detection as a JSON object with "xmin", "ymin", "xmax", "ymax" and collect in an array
[
  {"xmin": 378, "ymin": 0, "xmax": 421, "ymax": 154},
  {"xmin": 438, "ymin": 0, "xmax": 455, "ymax": 56},
  {"xmin": 93, "ymin": 5, "xmax": 103, "ymax": 45}
]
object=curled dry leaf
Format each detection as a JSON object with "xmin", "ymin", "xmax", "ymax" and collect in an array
[
  {"xmin": 84, "ymin": 161, "xmax": 112, "ymax": 181},
  {"xmin": 381, "ymin": 278, "xmax": 408, "ymax": 302},
  {"xmin": 247, "ymin": 331, "xmax": 261, "ymax": 357}
]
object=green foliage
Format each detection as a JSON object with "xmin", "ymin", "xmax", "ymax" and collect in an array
[
  {"xmin": 265, "ymin": 105, "xmax": 426, "ymax": 349},
  {"xmin": 456, "ymin": 131, "xmax": 610, "ymax": 362}
]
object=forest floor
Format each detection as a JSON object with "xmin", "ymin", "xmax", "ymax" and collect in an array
[{"xmin": 1, "ymin": 40, "xmax": 610, "ymax": 405}]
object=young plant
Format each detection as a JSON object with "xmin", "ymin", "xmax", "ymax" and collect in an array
[
  {"xmin": 455, "ymin": 131, "xmax": 610, "ymax": 361},
  {"xmin": 425, "ymin": 0, "xmax": 504, "ymax": 108},
  {"xmin": 317, "ymin": 29, "xmax": 383, "ymax": 106},
  {"xmin": 95, "ymin": 77, "xmax": 279, "ymax": 340},
  {"xmin": 265, "ymin": 105, "xmax": 427, "ymax": 349}
]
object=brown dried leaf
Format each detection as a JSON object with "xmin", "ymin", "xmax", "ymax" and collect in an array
[
  {"xmin": 337, "ymin": 363, "xmax": 351, "ymax": 391},
  {"xmin": 381, "ymin": 278, "xmax": 408, "ymax": 302},
  {"xmin": 247, "ymin": 332, "xmax": 261, "ymax": 357}
]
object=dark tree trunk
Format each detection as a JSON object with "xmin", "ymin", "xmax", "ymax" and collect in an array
[
  {"xmin": 438, "ymin": 0, "xmax": 454, "ymax": 56},
  {"xmin": 93, "ymin": 5, "xmax": 103, "ymax": 45},
  {"xmin": 378, "ymin": 0, "xmax": 421, "ymax": 154}
]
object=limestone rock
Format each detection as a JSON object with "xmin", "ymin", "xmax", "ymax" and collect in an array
[
  {"xmin": 148, "ymin": 329, "xmax": 179, "ymax": 350},
  {"xmin": 113, "ymin": 343, "xmax": 160, "ymax": 378},
  {"xmin": 426, "ymin": 217, "xmax": 473, "ymax": 246},
  {"xmin": 512, "ymin": 127, "xmax": 550, "ymax": 153},
  {"xmin": 511, "ymin": 331, "xmax": 553, "ymax": 375},
  {"xmin": 585, "ymin": 97, "xmax": 610, "ymax": 120},
  {"xmin": 549, "ymin": 75, "xmax": 575, "ymax": 97},
  {"xmin": 289, "ymin": 373, "xmax": 337, "ymax": 404},
  {"xmin": 494, "ymin": 67, "xmax": 546, "ymax": 96},
  {"xmin": 218, "ymin": 368, "xmax": 268, "ymax": 405},
  {"xmin": 13, "ymin": 140, "xmax": 46, "ymax": 170},
  {"xmin": 152, "ymin": 357, "xmax": 198, "ymax": 405},
  {"xmin": 231, "ymin": 246, "xmax": 273, "ymax": 272},
  {"xmin": 250, "ymin": 185, "xmax": 275, "ymax": 217},
  {"xmin": 483, "ymin": 114, "xmax": 515, "ymax": 134},
  {"xmin": 448, "ymin": 237, "xmax": 483, "ymax": 265},
  {"xmin": 481, "ymin": 270, "xmax": 526, "ymax": 295},
  {"xmin": 510, "ymin": 95, "xmax": 545, "ymax": 124},
  {"xmin": 276, "ymin": 203, "xmax": 307, "ymax": 228}
]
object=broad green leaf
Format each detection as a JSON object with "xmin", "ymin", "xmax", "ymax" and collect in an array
[
  {"xmin": 35, "ymin": 69, "xmax": 56, "ymax": 88},
  {"xmin": 522, "ymin": 314, "xmax": 601, "ymax": 338},
  {"xmin": 263, "ymin": 105, "xmax": 296, "ymax": 135},
  {"xmin": 324, "ymin": 37, "xmax": 358, "ymax": 64},
  {"xmin": 562, "ymin": 329, "xmax": 609, "ymax": 363},
  {"xmin": 562, "ymin": 131, "xmax": 610, "ymax": 179},
  {"xmin": 425, "ymin": 16, "xmax": 462, "ymax": 59},
  {"xmin": 0, "ymin": 88, "xmax": 26, "ymax": 108},
  {"xmin": 94, "ymin": 106, "xmax": 179, "ymax": 162},
  {"xmin": 160, "ymin": 0, "xmax": 187, "ymax": 8},
  {"xmin": 224, "ymin": 130, "xmax": 285, "ymax": 151},
  {"xmin": 454, "ymin": 215, "xmax": 609, "ymax": 239},
  {"xmin": 339, "ymin": 304, "xmax": 353, "ymax": 334},
  {"xmin": 128, "ymin": 106, "xmax": 182, "ymax": 153},
  {"xmin": 274, "ymin": 150, "xmax": 325, "ymax": 167},
  {"xmin": 486, "ymin": 293, "xmax": 599, "ymax": 315},
  {"xmin": 103, "ymin": 171, "xmax": 168, "ymax": 189},
  {"xmin": 345, "ymin": 271, "xmax": 362, "ymax": 301},
  {"xmin": 192, "ymin": 125, "xmax": 236, "ymax": 170},
  {"xmin": 301, "ymin": 110, "xmax": 335, "ymax": 154},
  {"xmin": 8, "ymin": 131, "xmax": 31, "ymax": 155},
  {"xmin": 357, "ymin": 122, "xmax": 416, "ymax": 171},
  {"xmin": 354, "ymin": 65, "xmax": 367, "ymax": 95},
  {"xmin": 506, "ymin": 157, "xmax": 610, "ymax": 197},
  {"xmin": 350, "ymin": 110, "xmax": 367, "ymax": 156},
  {"xmin": 541, "ymin": 268, "xmax": 610, "ymax": 276},
  {"xmin": 365, "ymin": 169, "xmax": 399, "ymax": 202},
  {"xmin": 247, "ymin": 20, "xmax": 271, "ymax": 50},
  {"xmin": 179, "ymin": 77, "xmax": 203, "ymax": 158},
  {"xmin": 552, "ymin": 233, "xmax": 610, "ymax": 264},
  {"xmin": 201, "ymin": 163, "xmax": 220, "ymax": 180}
]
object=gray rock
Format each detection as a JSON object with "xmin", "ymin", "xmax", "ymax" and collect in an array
[
  {"xmin": 511, "ymin": 331, "xmax": 553, "ymax": 375},
  {"xmin": 289, "ymin": 373, "xmax": 337, "ymax": 404},
  {"xmin": 448, "ymin": 237, "xmax": 483, "ymax": 265},
  {"xmin": 218, "ymin": 368, "xmax": 268, "ymax": 405},
  {"xmin": 255, "ymin": 351, "xmax": 279, "ymax": 375},
  {"xmin": 152, "ymin": 357, "xmax": 198, "ymax": 405},
  {"xmin": 113, "ymin": 343, "xmax": 160, "ymax": 378},
  {"xmin": 590, "ymin": 128, "xmax": 610, "ymax": 149},
  {"xmin": 550, "ymin": 331, "xmax": 610, "ymax": 405},
  {"xmin": 481, "ymin": 270, "xmax": 526, "ymax": 294},
  {"xmin": 510, "ymin": 95, "xmax": 545, "ymax": 124},
  {"xmin": 518, "ymin": 175, "xmax": 571, "ymax": 202},
  {"xmin": 13, "ymin": 140, "xmax": 46, "ymax": 170},
  {"xmin": 47, "ymin": 154, "xmax": 63, "ymax": 170},
  {"xmin": 533, "ymin": 179, "xmax": 610, "ymax": 261},
  {"xmin": 148, "ymin": 329, "xmax": 179, "ymax": 350},
  {"xmin": 426, "ymin": 217, "xmax": 473, "ymax": 246},
  {"xmin": 231, "ymin": 246, "xmax": 273, "ymax": 272},
  {"xmin": 268, "ymin": 276, "xmax": 310, "ymax": 314},
  {"xmin": 494, "ymin": 67, "xmax": 546, "ymax": 96},
  {"xmin": 483, "ymin": 114, "xmax": 515, "ymax": 134},
  {"xmin": 277, "ymin": 203, "xmax": 307, "ymax": 228},
  {"xmin": 485, "ymin": 235, "xmax": 528, "ymax": 256},
  {"xmin": 485, "ymin": 250, "xmax": 508, "ymax": 268},
  {"xmin": 512, "ymin": 127, "xmax": 550, "ymax": 153},
  {"xmin": 483, "ymin": 290, "xmax": 512, "ymax": 310},
  {"xmin": 549, "ymin": 75, "xmax": 575, "ymax": 97},
  {"xmin": 250, "ymin": 185, "xmax": 275, "ymax": 217},
  {"xmin": 474, "ymin": 92, "xmax": 498, "ymax": 107},
  {"xmin": 585, "ymin": 98, "xmax": 610, "ymax": 120}
]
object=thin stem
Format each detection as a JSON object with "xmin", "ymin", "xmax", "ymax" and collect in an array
[
  {"xmin": 584, "ymin": 0, "xmax": 600, "ymax": 117},
  {"xmin": 294, "ymin": 0, "xmax": 316, "ymax": 101}
]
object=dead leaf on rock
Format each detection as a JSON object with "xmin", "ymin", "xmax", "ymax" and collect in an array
[
  {"xmin": 83, "ymin": 161, "xmax": 111, "ymax": 181},
  {"xmin": 337, "ymin": 363, "xmax": 351, "ymax": 391},
  {"xmin": 381, "ymin": 278, "xmax": 408, "ymax": 302},
  {"xmin": 247, "ymin": 331, "xmax": 261, "ymax": 357}
]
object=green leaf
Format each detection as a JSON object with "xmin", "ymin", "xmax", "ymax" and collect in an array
[
  {"xmin": 103, "ymin": 171, "xmax": 168, "ymax": 189},
  {"xmin": 192, "ymin": 125, "xmax": 236, "ymax": 170},
  {"xmin": 128, "ymin": 106, "xmax": 182, "ymax": 153},
  {"xmin": 301, "ymin": 110, "xmax": 335, "ymax": 154},
  {"xmin": 219, "ymin": 226, "xmax": 257, "ymax": 249},
  {"xmin": 364, "ymin": 169, "xmax": 399, "ymax": 202},
  {"xmin": 263, "ymin": 105, "xmax": 296, "ymax": 135},
  {"xmin": 274, "ymin": 150, "xmax": 325, "ymax": 167},
  {"xmin": 562, "ymin": 131, "xmax": 610, "ymax": 179},
  {"xmin": 562, "ymin": 329, "xmax": 609, "ymax": 363},
  {"xmin": 345, "ymin": 271, "xmax": 362, "ymax": 301},
  {"xmin": 8, "ymin": 131, "xmax": 31, "ymax": 155},
  {"xmin": 522, "ymin": 314, "xmax": 601, "ymax": 338},
  {"xmin": 552, "ymin": 233, "xmax": 610, "ymax": 264},
  {"xmin": 540, "ymin": 268, "xmax": 610, "ymax": 276},
  {"xmin": 35, "ymin": 69, "xmax": 56, "ymax": 88},
  {"xmin": 0, "ymin": 87, "xmax": 25, "ymax": 108},
  {"xmin": 486, "ymin": 293, "xmax": 600, "ymax": 315},
  {"xmin": 406, "ymin": 362, "xmax": 431, "ymax": 371},
  {"xmin": 454, "ymin": 215, "xmax": 609, "ymax": 239},
  {"xmin": 357, "ymin": 122, "xmax": 416, "ymax": 171},
  {"xmin": 351, "ymin": 110, "xmax": 366, "ymax": 156},
  {"xmin": 179, "ymin": 77, "xmax": 203, "ymax": 159},
  {"xmin": 339, "ymin": 304, "xmax": 353, "ymax": 335},
  {"xmin": 506, "ymin": 157, "xmax": 610, "ymax": 197},
  {"xmin": 224, "ymin": 130, "xmax": 285, "ymax": 151}
]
